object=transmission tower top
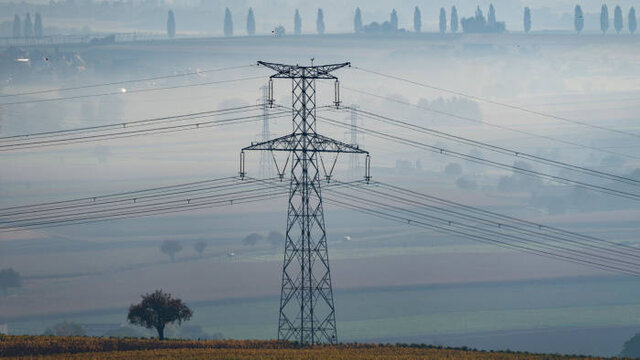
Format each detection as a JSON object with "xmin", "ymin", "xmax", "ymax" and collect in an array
[
  {"xmin": 240, "ymin": 60, "xmax": 370, "ymax": 345},
  {"xmin": 257, "ymin": 61, "xmax": 350, "ymax": 79}
]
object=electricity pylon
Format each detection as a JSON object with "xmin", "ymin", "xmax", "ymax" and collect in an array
[
  {"xmin": 241, "ymin": 61, "xmax": 370, "ymax": 345},
  {"xmin": 258, "ymin": 84, "xmax": 272, "ymax": 178},
  {"xmin": 348, "ymin": 105, "xmax": 361, "ymax": 178}
]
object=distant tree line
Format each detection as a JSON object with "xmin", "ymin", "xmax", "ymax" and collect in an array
[
  {"xmin": 12, "ymin": 13, "xmax": 43, "ymax": 38},
  {"xmin": 162, "ymin": 4, "xmax": 638, "ymax": 38},
  {"xmin": 574, "ymin": 4, "xmax": 636, "ymax": 34}
]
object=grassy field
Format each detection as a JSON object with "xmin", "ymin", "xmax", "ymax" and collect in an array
[{"xmin": 0, "ymin": 335, "xmax": 611, "ymax": 359}]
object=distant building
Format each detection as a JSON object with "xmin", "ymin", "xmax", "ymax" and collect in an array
[{"xmin": 461, "ymin": 6, "xmax": 505, "ymax": 33}]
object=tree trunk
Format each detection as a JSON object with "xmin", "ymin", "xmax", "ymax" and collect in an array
[{"xmin": 157, "ymin": 325, "xmax": 165, "ymax": 340}]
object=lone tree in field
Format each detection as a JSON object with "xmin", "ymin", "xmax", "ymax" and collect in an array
[
  {"xmin": 24, "ymin": 13, "xmax": 33, "ymax": 38},
  {"xmin": 354, "ymin": 7, "xmax": 363, "ymax": 33},
  {"xmin": 451, "ymin": 6, "xmax": 459, "ymax": 33},
  {"xmin": 247, "ymin": 8, "xmax": 255, "ymax": 35},
  {"xmin": 413, "ymin": 6, "xmax": 421, "ymax": 32},
  {"xmin": 601, "ymin": 4, "xmax": 609, "ymax": 34},
  {"xmin": 614, "ymin": 5, "xmax": 623, "ymax": 33},
  {"xmin": 575, "ymin": 5, "xmax": 584, "ymax": 34},
  {"xmin": 316, "ymin": 8, "xmax": 325, "ymax": 34},
  {"xmin": 390, "ymin": 9, "xmax": 398, "ymax": 30},
  {"xmin": 166, "ymin": 10, "xmax": 175, "ymax": 38},
  {"xmin": 34, "ymin": 13, "xmax": 43, "ymax": 38},
  {"xmin": 630, "ymin": 7, "xmax": 638, "ymax": 34},
  {"xmin": 160, "ymin": 240, "xmax": 182, "ymax": 262},
  {"xmin": 294, "ymin": 9, "xmax": 302, "ymax": 35},
  {"xmin": 127, "ymin": 290, "xmax": 192, "ymax": 340},
  {"xmin": 194, "ymin": 241, "xmax": 207, "ymax": 257},
  {"xmin": 524, "ymin": 7, "xmax": 531, "ymax": 33},
  {"xmin": 0, "ymin": 268, "xmax": 21, "ymax": 295},
  {"xmin": 12, "ymin": 14, "xmax": 21, "ymax": 38},
  {"xmin": 224, "ymin": 8, "xmax": 233, "ymax": 36},
  {"xmin": 439, "ymin": 8, "xmax": 447, "ymax": 34}
]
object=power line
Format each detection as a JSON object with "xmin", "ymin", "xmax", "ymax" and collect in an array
[
  {"xmin": 347, "ymin": 107, "xmax": 640, "ymax": 187},
  {"xmin": 252, "ymin": 176, "xmax": 640, "ymax": 274},
  {"xmin": 0, "ymin": 110, "xmax": 291, "ymax": 151},
  {"xmin": 0, "ymin": 76, "xmax": 263, "ymax": 107},
  {"xmin": 0, "ymin": 178, "xmax": 283, "ymax": 231},
  {"xmin": 326, "ymin": 187, "xmax": 640, "ymax": 273},
  {"xmin": 318, "ymin": 114, "xmax": 640, "ymax": 202},
  {"xmin": 0, "ymin": 65, "xmax": 252, "ymax": 98},
  {"xmin": 322, "ymin": 193, "xmax": 640, "ymax": 278},
  {"xmin": 372, "ymin": 180, "xmax": 640, "ymax": 256},
  {"xmin": 340, "ymin": 85, "xmax": 640, "ymax": 161},
  {"xmin": 330, "ymin": 180, "xmax": 640, "ymax": 266},
  {"xmin": 0, "ymin": 177, "xmax": 360, "ymax": 232},
  {"xmin": 353, "ymin": 66, "xmax": 640, "ymax": 140},
  {"xmin": 0, "ymin": 104, "xmax": 261, "ymax": 141}
]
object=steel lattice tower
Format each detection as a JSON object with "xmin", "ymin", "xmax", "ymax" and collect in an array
[
  {"xmin": 348, "ymin": 105, "xmax": 360, "ymax": 178},
  {"xmin": 258, "ymin": 84, "xmax": 273, "ymax": 178},
  {"xmin": 241, "ymin": 61, "xmax": 370, "ymax": 345}
]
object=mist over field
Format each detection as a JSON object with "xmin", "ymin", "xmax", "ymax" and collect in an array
[{"xmin": 1, "ymin": 0, "xmax": 640, "ymax": 358}]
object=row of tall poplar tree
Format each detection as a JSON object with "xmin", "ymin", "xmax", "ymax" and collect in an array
[
  {"xmin": 574, "ymin": 5, "xmax": 637, "ymax": 34},
  {"xmin": 11, "ymin": 13, "xmax": 44, "ymax": 38},
  {"xmin": 165, "ymin": 5, "xmax": 638, "ymax": 37}
]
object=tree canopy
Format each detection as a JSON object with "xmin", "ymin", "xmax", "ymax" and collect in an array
[
  {"xmin": 247, "ymin": 8, "xmax": 255, "ymax": 35},
  {"xmin": 127, "ymin": 290, "xmax": 193, "ymax": 340},
  {"xmin": 390, "ymin": 9, "xmax": 398, "ymax": 30},
  {"xmin": 630, "ymin": 7, "xmax": 637, "ymax": 33},
  {"xmin": 439, "ymin": 8, "xmax": 446, "ymax": 34},
  {"xmin": 316, "ymin": 8, "xmax": 325, "ymax": 34},
  {"xmin": 12, "ymin": 14, "xmax": 21, "ymax": 38},
  {"xmin": 160, "ymin": 240, "xmax": 182, "ymax": 262},
  {"xmin": 450, "ymin": 6, "xmax": 459, "ymax": 33},
  {"xmin": 614, "ymin": 5, "xmax": 623, "ymax": 33},
  {"xmin": 0, "ymin": 268, "xmax": 21, "ymax": 295},
  {"xmin": 24, "ymin": 13, "xmax": 33, "ymax": 38},
  {"xmin": 488, "ymin": 4, "xmax": 496, "ymax": 26},
  {"xmin": 601, "ymin": 5, "xmax": 609, "ymax": 34},
  {"xmin": 166, "ymin": 10, "xmax": 175, "ymax": 38},
  {"xmin": 621, "ymin": 333, "xmax": 640, "ymax": 357},
  {"xmin": 354, "ymin": 7, "xmax": 363, "ymax": 33},
  {"xmin": 194, "ymin": 241, "xmax": 207, "ymax": 256},
  {"xmin": 524, "ymin": 7, "xmax": 531, "ymax": 33},
  {"xmin": 34, "ymin": 13, "xmax": 43, "ymax": 38},
  {"xmin": 574, "ymin": 5, "xmax": 584, "ymax": 33},
  {"xmin": 294, "ymin": 9, "xmax": 302, "ymax": 35},
  {"xmin": 224, "ymin": 8, "xmax": 233, "ymax": 36}
]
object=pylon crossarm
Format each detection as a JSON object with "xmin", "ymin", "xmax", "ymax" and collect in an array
[
  {"xmin": 243, "ymin": 133, "xmax": 368, "ymax": 154},
  {"xmin": 257, "ymin": 61, "xmax": 350, "ymax": 79}
]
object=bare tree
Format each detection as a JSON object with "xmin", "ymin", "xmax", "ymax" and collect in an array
[{"xmin": 128, "ymin": 290, "xmax": 192, "ymax": 340}]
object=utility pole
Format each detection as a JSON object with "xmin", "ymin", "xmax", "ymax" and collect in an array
[
  {"xmin": 241, "ymin": 61, "xmax": 370, "ymax": 345},
  {"xmin": 259, "ymin": 84, "xmax": 272, "ymax": 178}
]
